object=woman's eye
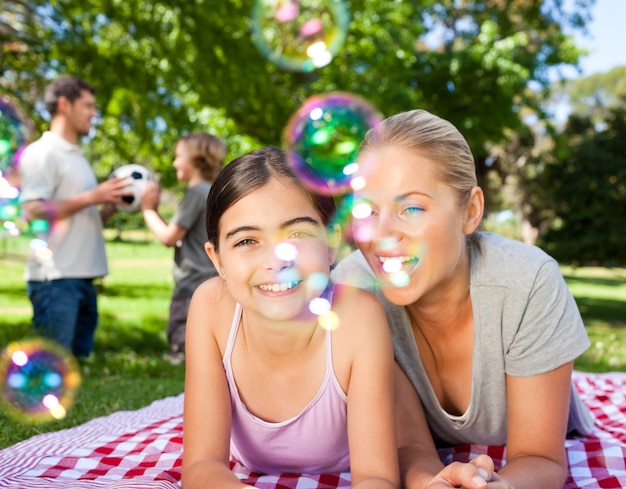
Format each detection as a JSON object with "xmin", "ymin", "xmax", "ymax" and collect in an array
[{"xmin": 402, "ymin": 205, "xmax": 424, "ymax": 216}]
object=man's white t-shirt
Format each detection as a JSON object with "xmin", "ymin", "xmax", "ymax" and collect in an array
[{"xmin": 19, "ymin": 131, "xmax": 108, "ymax": 281}]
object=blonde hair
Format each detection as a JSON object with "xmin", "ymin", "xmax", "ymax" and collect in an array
[
  {"xmin": 178, "ymin": 132, "xmax": 227, "ymax": 182},
  {"xmin": 360, "ymin": 109, "xmax": 477, "ymax": 205}
]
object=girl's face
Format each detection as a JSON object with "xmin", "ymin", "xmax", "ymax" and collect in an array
[
  {"xmin": 206, "ymin": 177, "xmax": 335, "ymax": 323},
  {"xmin": 351, "ymin": 145, "xmax": 482, "ymax": 306},
  {"xmin": 172, "ymin": 141, "xmax": 195, "ymax": 183}
]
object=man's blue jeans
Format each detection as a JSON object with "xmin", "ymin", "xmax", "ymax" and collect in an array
[{"xmin": 27, "ymin": 278, "xmax": 99, "ymax": 358}]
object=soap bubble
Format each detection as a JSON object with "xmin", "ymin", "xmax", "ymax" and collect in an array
[
  {"xmin": 0, "ymin": 339, "xmax": 81, "ymax": 423},
  {"xmin": 284, "ymin": 91, "xmax": 382, "ymax": 195},
  {"xmin": 250, "ymin": 0, "xmax": 350, "ymax": 72},
  {"xmin": 0, "ymin": 94, "xmax": 33, "ymax": 175}
]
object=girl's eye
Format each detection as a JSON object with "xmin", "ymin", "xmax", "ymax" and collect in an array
[
  {"xmin": 234, "ymin": 238, "xmax": 256, "ymax": 247},
  {"xmin": 288, "ymin": 230, "xmax": 315, "ymax": 239}
]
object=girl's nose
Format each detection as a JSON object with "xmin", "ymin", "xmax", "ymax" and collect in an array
[{"xmin": 265, "ymin": 242, "xmax": 297, "ymax": 271}]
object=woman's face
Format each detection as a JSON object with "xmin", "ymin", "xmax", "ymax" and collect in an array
[
  {"xmin": 206, "ymin": 177, "xmax": 335, "ymax": 323},
  {"xmin": 350, "ymin": 145, "xmax": 479, "ymax": 306}
]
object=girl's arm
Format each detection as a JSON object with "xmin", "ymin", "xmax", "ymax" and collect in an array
[
  {"xmin": 490, "ymin": 363, "xmax": 572, "ymax": 489},
  {"xmin": 182, "ymin": 280, "xmax": 253, "ymax": 489},
  {"xmin": 344, "ymin": 290, "xmax": 400, "ymax": 489},
  {"xmin": 395, "ymin": 364, "xmax": 493, "ymax": 489}
]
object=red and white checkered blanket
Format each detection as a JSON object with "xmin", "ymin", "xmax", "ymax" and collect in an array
[{"xmin": 0, "ymin": 371, "xmax": 625, "ymax": 488}]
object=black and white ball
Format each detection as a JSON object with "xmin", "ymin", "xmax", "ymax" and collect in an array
[{"xmin": 109, "ymin": 164, "xmax": 154, "ymax": 213}]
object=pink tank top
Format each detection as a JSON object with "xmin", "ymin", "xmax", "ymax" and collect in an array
[{"xmin": 223, "ymin": 303, "xmax": 349, "ymax": 475}]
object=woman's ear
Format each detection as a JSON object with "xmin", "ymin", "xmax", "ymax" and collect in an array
[
  {"xmin": 205, "ymin": 242, "xmax": 225, "ymax": 278},
  {"xmin": 462, "ymin": 186, "xmax": 484, "ymax": 235}
]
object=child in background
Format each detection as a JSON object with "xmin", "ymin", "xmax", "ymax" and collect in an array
[
  {"xmin": 182, "ymin": 147, "xmax": 399, "ymax": 489},
  {"xmin": 141, "ymin": 132, "xmax": 226, "ymax": 363}
]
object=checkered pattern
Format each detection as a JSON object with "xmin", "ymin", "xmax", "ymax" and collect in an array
[{"xmin": 0, "ymin": 371, "xmax": 624, "ymax": 488}]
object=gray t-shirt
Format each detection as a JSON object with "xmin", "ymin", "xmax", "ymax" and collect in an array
[
  {"xmin": 332, "ymin": 232, "xmax": 593, "ymax": 446},
  {"xmin": 171, "ymin": 181, "xmax": 217, "ymax": 298},
  {"xmin": 19, "ymin": 132, "xmax": 108, "ymax": 281}
]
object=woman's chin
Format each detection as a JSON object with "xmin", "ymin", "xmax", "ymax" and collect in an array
[{"xmin": 379, "ymin": 278, "xmax": 419, "ymax": 306}]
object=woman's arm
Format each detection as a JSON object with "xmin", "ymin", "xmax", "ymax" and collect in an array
[
  {"xmin": 344, "ymin": 291, "xmax": 400, "ymax": 489},
  {"xmin": 395, "ymin": 364, "xmax": 493, "ymax": 489},
  {"xmin": 182, "ymin": 280, "xmax": 252, "ymax": 489},
  {"xmin": 492, "ymin": 363, "xmax": 572, "ymax": 489}
]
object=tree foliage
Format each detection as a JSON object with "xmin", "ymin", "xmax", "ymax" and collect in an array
[
  {"xmin": 2, "ymin": 0, "xmax": 592, "ymax": 203},
  {"xmin": 532, "ymin": 104, "xmax": 626, "ymax": 265}
]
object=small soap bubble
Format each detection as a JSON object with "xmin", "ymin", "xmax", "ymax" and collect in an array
[
  {"xmin": 317, "ymin": 310, "xmax": 340, "ymax": 330},
  {"xmin": 307, "ymin": 271, "xmax": 330, "ymax": 291},
  {"xmin": 250, "ymin": 0, "xmax": 350, "ymax": 72},
  {"xmin": 29, "ymin": 218, "xmax": 50, "ymax": 234},
  {"xmin": 0, "ymin": 94, "xmax": 33, "ymax": 174},
  {"xmin": 284, "ymin": 92, "xmax": 382, "ymax": 195},
  {"xmin": 309, "ymin": 296, "xmax": 332, "ymax": 315},
  {"xmin": 0, "ymin": 171, "xmax": 23, "ymax": 237},
  {"xmin": 0, "ymin": 339, "xmax": 81, "ymax": 423},
  {"xmin": 274, "ymin": 242, "xmax": 298, "ymax": 261}
]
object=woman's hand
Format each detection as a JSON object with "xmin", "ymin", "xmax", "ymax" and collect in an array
[{"xmin": 425, "ymin": 454, "xmax": 501, "ymax": 489}]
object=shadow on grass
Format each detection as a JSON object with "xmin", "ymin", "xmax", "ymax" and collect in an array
[
  {"xmin": 575, "ymin": 297, "xmax": 626, "ymax": 328},
  {"xmin": 100, "ymin": 283, "xmax": 171, "ymax": 299},
  {"xmin": 97, "ymin": 312, "xmax": 168, "ymax": 354},
  {"xmin": 564, "ymin": 275, "xmax": 626, "ymax": 288},
  {"xmin": 0, "ymin": 283, "xmax": 28, "ymax": 303}
]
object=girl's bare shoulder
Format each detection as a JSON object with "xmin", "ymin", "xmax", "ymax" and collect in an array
[
  {"xmin": 330, "ymin": 284, "xmax": 389, "ymax": 337},
  {"xmin": 188, "ymin": 277, "xmax": 237, "ymax": 351}
]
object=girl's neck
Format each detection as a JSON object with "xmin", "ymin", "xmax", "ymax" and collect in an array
[{"xmin": 240, "ymin": 311, "xmax": 322, "ymax": 361}]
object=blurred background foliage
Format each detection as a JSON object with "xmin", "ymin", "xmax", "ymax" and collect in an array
[{"xmin": 1, "ymin": 0, "xmax": 624, "ymax": 265}]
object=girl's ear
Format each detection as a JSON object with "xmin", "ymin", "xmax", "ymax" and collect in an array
[
  {"xmin": 205, "ymin": 242, "xmax": 225, "ymax": 278},
  {"xmin": 462, "ymin": 186, "xmax": 484, "ymax": 235},
  {"xmin": 327, "ymin": 223, "xmax": 341, "ymax": 265}
]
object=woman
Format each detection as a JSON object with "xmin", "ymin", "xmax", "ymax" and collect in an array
[{"xmin": 332, "ymin": 109, "xmax": 593, "ymax": 488}]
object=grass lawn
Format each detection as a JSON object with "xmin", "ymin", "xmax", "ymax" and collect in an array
[
  {"xmin": 0, "ymin": 231, "xmax": 184, "ymax": 449},
  {"xmin": 0, "ymin": 232, "xmax": 624, "ymax": 449}
]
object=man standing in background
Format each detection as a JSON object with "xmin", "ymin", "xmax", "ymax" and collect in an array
[{"xmin": 19, "ymin": 75, "xmax": 130, "ymax": 358}]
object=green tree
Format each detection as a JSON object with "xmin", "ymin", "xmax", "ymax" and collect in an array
[
  {"xmin": 533, "ymin": 104, "xmax": 626, "ymax": 265},
  {"xmin": 1, "ymin": 0, "xmax": 592, "ymax": 208},
  {"xmin": 551, "ymin": 66, "xmax": 626, "ymax": 126}
]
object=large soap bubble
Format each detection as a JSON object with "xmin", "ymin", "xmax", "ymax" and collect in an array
[
  {"xmin": 283, "ymin": 91, "xmax": 382, "ymax": 195},
  {"xmin": 0, "ymin": 338, "xmax": 81, "ymax": 423},
  {"xmin": 250, "ymin": 0, "xmax": 350, "ymax": 72}
]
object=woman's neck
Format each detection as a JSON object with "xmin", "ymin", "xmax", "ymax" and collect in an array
[{"xmin": 407, "ymin": 247, "xmax": 472, "ymax": 335}]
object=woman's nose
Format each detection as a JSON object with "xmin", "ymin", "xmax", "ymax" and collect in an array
[{"xmin": 354, "ymin": 209, "xmax": 399, "ymax": 245}]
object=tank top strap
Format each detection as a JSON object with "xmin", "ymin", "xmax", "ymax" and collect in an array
[
  {"xmin": 322, "ymin": 283, "xmax": 337, "ymax": 382},
  {"xmin": 224, "ymin": 303, "xmax": 243, "ymax": 364}
]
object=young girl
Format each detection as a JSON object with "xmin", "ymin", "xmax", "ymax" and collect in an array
[
  {"xmin": 141, "ymin": 132, "xmax": 226, "ymax": 363},
  {"xmin": 182, "ymin": 147, "xmax": 400, "ymax": 489}
]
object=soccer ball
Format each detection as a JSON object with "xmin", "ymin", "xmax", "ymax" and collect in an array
[{"xmin": 109, "ymin": 164, "xmax": 153, "ymax": 213}]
